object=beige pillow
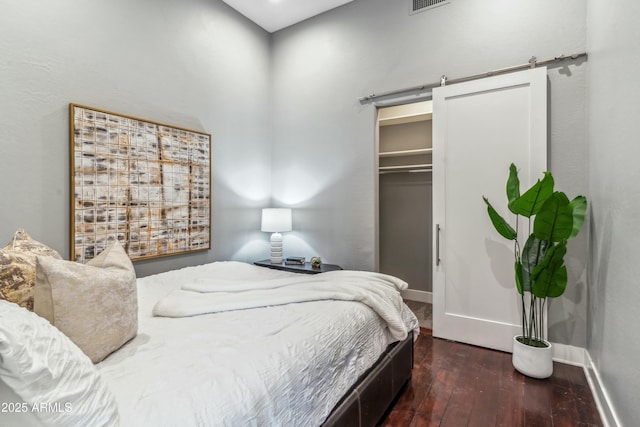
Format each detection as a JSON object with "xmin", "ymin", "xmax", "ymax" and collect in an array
[
  {"xmin": 34, "ymin": 241, "xmax": 138, "ymax": 363},
  {"xmin": 0, "ymin": 229, "xmax": 62, "ymax": 311}
]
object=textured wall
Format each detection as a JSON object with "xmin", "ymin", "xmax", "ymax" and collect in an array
[
  {"xmin": 271, "ymin": 0, "xmax": 588, "ymax": 347},
  {"xmin": 0, "ymin": 0, "xmax": 272, "ymax": 277},
  {"xmin": 587, "ymin": 0, "xmax": 640, "ymax": 424},
  {"xmin": 0, "ymin": 0, "xmax": 593, "ymax": 349}
]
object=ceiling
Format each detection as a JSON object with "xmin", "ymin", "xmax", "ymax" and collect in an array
[{"xmin": 222, "ymin": 0, "xmax": 354, "ymax": 33}]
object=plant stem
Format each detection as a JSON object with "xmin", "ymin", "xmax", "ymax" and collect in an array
[
  {"xmin": 521, "ymin": 293, "xmax": 526, "ymax": 339},
  {"xmin": 529, "ymin": 296, "xmax": 536, "ymax": 343},
  {"xmin": 540, "ymin": 298, "xmax": 546, "ymax": 341}
]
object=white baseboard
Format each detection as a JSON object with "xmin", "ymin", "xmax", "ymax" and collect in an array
[
  {"xmin": 401, "ymin": 289, "xmax": 432, "ymax": 304},
  {"xmin": 583, "ymin": 351, "xmax": 622, "ymax": 427},
  {"xmin": 550, "ymin": 344, "xmax": 620, "ymax": 427},
  {"xmin": 551, "ymin": 342, "xmax": 586, "ymax": 366}
]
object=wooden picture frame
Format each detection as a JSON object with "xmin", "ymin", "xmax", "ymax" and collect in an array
[{"xmin": 70, "ymin": 104, "xmax": 211, "ymax": 263}]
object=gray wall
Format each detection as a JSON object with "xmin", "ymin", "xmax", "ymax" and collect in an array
[
  {"xmin": 587, "ymin": 0, "xmax": 640, "ymax": 425},
  {"xmin": 271, "ymin": 0, "xmax": 589, "ymax": 347},
  {"xmin": 0, "ymin": 0, "xmax": 272, "ymax": 277},
  {"xmin": 2, "ymin": 0, "xmax": 636, "ymax": 420},
  {"xmin": 379, "ymin": 173, "xmax": 432, "ymax": 292}
]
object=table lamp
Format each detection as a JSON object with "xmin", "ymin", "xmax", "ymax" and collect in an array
[{"xmin": 261, "ymin": 208, "xmax": 292, "ymax": 264}]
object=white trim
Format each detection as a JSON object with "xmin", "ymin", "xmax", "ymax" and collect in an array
[
  {"xmin": 548, "ymin": 344, "xmax": 620, "ymax": 427},
  {"xmin": 551, "ymin": 342, "xmax": 586, "ymax": 366},
  {"xmin": 401, "ymin": 289, "xmax": 432, "ymax": 304},
  {"xmin": 584, "ymin": 351, "xmax": 622, "ymax": 427},
  {"xmin": 372, "ymin": 94, "xmax": 433, "ymax": 108}
]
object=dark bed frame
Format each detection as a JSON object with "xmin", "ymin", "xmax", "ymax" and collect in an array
[{"xmin": 321, "ymin": 332, "xmax": 414, "ymax": 427}]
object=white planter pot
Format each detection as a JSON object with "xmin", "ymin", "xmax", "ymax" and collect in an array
[{"xmin": 512, "ymin": 336, "xmax": 553, "ymax": 379}]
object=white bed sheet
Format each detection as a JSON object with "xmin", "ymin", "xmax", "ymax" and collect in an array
[{"xmin": 97, "ymin": 262, "xmax": 419, "ymax": 427}]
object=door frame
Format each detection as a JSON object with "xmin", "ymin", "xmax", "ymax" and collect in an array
[{"xmin": 374, "ymin": 98, "xmax": 434, "ymax": 303}]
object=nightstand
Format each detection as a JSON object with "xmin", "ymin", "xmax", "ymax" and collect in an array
[{"xmin": 254, "ymin": 259, "xmax": 343, "ymax": 275}]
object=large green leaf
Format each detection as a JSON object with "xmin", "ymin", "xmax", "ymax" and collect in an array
[
  {"xmin": 483, "ymin": 196, "xmax": 517, "ymax": 240},
  {"xmin": 533, "ymin": 192, "xmax": 573, "ymax": 242},
  {"xmin": 515, "ymin": 260, "xmax": 524, "ymax": 295},
  {"xmin": 531, "ymin": 242, "xmax": 568, "ymax": 298},
  {"xmin": 507, "ymin": 163, "xmax": 521, "ymax": 214},
  {"xmin": 520, "ymin": 235, "xmax": 551, "ymax": 293},
  {"xmin": 511, "ymin": 172, "xmax": 554, "ymax": 217},
  {"xmin": 569, "ymin": 195, "xmax": 587, "ymax": 239}
]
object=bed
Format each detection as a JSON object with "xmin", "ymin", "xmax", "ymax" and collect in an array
[{"xmin": 0, "ymin": 237, "xmax": 419, "ymax": 427}]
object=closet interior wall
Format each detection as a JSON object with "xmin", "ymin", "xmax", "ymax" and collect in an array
[{"xmin": 377, "ymin": 101, "xmax": 433, "ymax": 298}]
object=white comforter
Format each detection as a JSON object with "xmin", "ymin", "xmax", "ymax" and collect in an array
[
  {"xmin": 97, "ymin": 262, "xmax": 419, "ymax": 427},
  {"xmin": 153, "ymin": 269, "xmax": 410, "ymax": 341}
]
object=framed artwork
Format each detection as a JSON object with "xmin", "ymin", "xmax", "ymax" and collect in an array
[{"xmin": 70, "ymin": 104, "xmax": 211, "ymax": 263}]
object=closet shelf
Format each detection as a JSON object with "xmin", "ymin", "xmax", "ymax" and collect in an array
[
  {"xmin": 379, "ymin": 163, "xmax": 432, "ymax": 173},
  {"xmin": 379, "ymin": 148, "xmax": 432, "ymax": 158},
  {"xmin": 378, "ymin": 112, "xmax": 433, "ymax": 127}
]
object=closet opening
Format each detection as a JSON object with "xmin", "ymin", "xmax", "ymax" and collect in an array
[{"xmin": 375, "ymin": 100, "xmax": 433, "ymax": 329}]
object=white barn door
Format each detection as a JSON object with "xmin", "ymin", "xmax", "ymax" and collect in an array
[{"xmin": 432, "ymin": 67, "xmax": 547, "ymax": 352}]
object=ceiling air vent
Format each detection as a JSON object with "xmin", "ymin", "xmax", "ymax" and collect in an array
[{"xmin": 410, "ymin": 0, "xmax": 450, "ymax": 15}]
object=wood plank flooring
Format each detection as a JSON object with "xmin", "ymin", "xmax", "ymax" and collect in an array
[{"xmin": 382, "ymin": 330, "xmax": 602, "ymax": 427}]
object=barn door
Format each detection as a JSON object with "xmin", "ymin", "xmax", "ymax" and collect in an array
[{"xmin": 432, "ymin": 67, "xmax": 547, "ymax": 352}]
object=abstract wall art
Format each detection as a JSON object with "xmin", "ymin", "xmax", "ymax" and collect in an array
[{"xmin": 70, "ymin": 104, "xmax": 211, "ymax": 262}]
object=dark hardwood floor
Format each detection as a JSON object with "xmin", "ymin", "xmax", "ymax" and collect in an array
[{"xmin": 382, "ymin": 329, "xmax": 602, "ymax": 427}]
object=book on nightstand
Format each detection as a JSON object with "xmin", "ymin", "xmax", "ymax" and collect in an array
[{"xmin": 285, "ymin": 256, "xmax": 305, "ymax": 265}]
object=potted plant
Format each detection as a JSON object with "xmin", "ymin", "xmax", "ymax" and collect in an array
[{"xmin": 482, "ymin": 163, "xmax": 586, "ymax": 379}]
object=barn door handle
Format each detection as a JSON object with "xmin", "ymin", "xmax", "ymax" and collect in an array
[{"xmin": 436, "ymin": 224, "xmax": 441, "ymax": 266}]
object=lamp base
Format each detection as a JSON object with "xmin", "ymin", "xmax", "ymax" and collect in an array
[{"xmin": 270, "ymin": 232, "xmax": 283, "ymax": 264}]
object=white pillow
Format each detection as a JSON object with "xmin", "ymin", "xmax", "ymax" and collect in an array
[
  {"xmin": 0, "ymin": 300, "xmax": 119, "ymax": 426},
  {"xmin": 34, "ymin": 241, "xmax": 138, "ymax": 363},
  {"xmin": 0, "ymin": 378, "xmax": 41, "ymax": 427}
]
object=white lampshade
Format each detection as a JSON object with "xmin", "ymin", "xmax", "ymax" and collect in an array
[
  {"xmin": 261, "ymin": 208, "xmax": 292, "ymax": 233},
  {"xmin": 261, "ymin": 208, "xmax": 292, "ymax": 264}
]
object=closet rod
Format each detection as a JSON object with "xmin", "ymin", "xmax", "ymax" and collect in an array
[
  {"xmin": 379, "ymin": 169, "xmax": 432, "ymax": 175},
  {"xmin": 358, "ymin": 52, "xmax": 587, "ymax": 103}
]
